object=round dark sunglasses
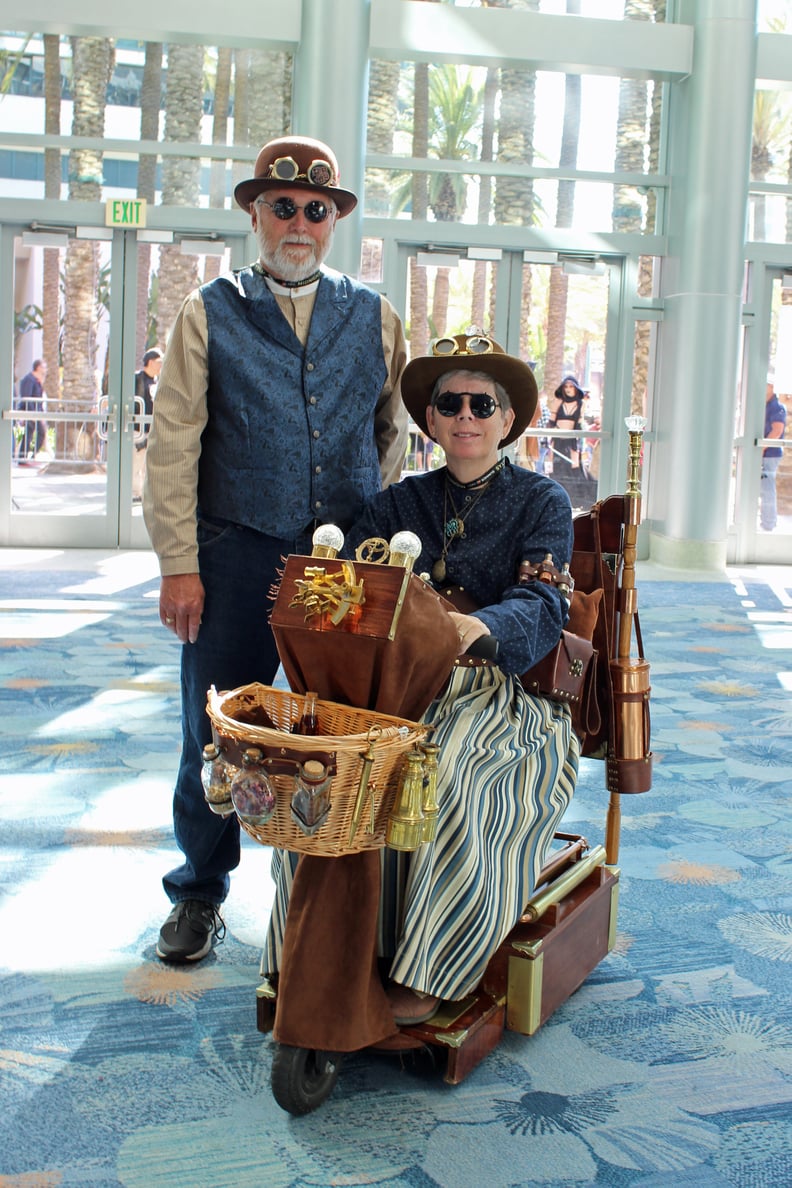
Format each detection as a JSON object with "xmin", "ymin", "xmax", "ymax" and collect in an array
[
  {"xmin": 257, "ymin": 196, "xmax": 330, "ymax": 224},
  {"xmin": 433, "ymin": 391, "xmax": 500, "ymax": 419}
]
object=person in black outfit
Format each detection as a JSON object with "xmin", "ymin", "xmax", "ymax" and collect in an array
[
  {"xmin": 548, "ymin": 375, "xmax": 596, "ymax": 508},
  {"xmin": 132, "ymin": 348, "xmax": 162, "ymax": 500},
  {"xmin": 17, "ymin": 359, "xmax": 48, "ymax": 460}
]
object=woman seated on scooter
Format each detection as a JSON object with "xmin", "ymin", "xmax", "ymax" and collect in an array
[{"xmin": 265, "ymin": 333, "xmax": 579, "ymax": 1027}]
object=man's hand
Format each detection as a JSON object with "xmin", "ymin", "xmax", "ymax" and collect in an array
[{"xmin": 160, "ymin": 573, "xmax": 205, "ymax": 644}]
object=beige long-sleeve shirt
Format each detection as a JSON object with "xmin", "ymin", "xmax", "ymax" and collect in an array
[{"xmin": 143, "ymin": 273, "xmax": 408, "ymax": 576}]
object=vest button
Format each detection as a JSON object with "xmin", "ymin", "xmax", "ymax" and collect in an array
[
  {"xmin": 309, "ymin": 396, "xmax": 317, "ymax": 405},
  {"xmin": 314, "ymin": 500, "xmax": 323, "ymax": 509},
  {"xmin": 306, "ymin": 362, "xmax": 315, "ymax": 372},
  {"xmin": 313, "ymin": 430, "xmax": 320, "ymax": 439},
  {"xmin": 314, "ymin": 465, "xmax": 322, "ymax": 474}
]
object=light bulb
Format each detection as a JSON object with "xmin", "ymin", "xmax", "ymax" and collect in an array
[
  {"xmin": 388, "ymin": 531, "xmax": 422, "ymax": 571},
  {"xmin": 311, "ymin": 523, "xmax": 344, "ymax": 558}
]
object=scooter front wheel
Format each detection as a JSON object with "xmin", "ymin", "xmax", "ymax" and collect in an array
[{"xmin": 271, "ymin": 1043, "xmax": 342, "ymax": 1115}]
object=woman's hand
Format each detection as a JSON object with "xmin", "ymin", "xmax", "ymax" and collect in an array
[{"xmin": 449, "ymin": 611, "xmax": 490, "ymax": 656}]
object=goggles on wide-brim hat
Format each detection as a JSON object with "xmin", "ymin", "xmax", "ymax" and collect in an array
[
  {"xmin": 400, "ymin": 333, "xmax": 538, "ymax": 447},
  {"xmin": 233, "ymin": 135, "xmax": 358, "ymax": 217}
]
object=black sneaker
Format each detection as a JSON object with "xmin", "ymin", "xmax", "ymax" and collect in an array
[{"xmin": 156, "ymin": 900, "xmax": 225, "ymax": 963}]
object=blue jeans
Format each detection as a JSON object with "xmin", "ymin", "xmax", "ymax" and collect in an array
[
  {"xmin": 760, "ymin": 454, "xmax": 781, "ymax": 531},
  {"xmin": 163, "ymin": 516, "xmax": 314, "ymax": 906}
]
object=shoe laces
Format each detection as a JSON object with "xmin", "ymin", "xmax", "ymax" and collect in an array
[{"xmin": 185, "ymin": 900, "xmax": 226, "ymax": 946}]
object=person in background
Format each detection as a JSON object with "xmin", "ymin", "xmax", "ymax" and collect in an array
[
  {"xmin": 760, "ymin": 378, "xmax": 787, "ymax": 532},
  {"xmin": 132, "ymin": 348, "xmax": 162, "ymax": 502},
  {"xmin": 549, "ymin": 375, "xmax": 587, "ymax": 473},
  {"xmin": 17, "ymin": 359, "xmax": 48, "ymax": 461},
  {"xmin": 547, "ymin": 375, "xmax": 597, "ymax": 508},
  {"xmin": 143, "ymin": 135, "xmax": 408, "ymax": 964}
]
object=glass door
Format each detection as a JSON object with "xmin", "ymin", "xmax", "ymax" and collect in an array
[
  {"xmin": 730, "ymin": 266, "xmax": 792, "ymax": 563},
  {"xmin": 2, "ymin": 221, "xmax": 240, "ymax": 549},
  {"xmin": 392, "ymin": 244, "xmax": 621, "ymax": 514}
]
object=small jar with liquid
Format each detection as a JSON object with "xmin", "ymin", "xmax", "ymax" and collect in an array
[
  {"xmin": 291, "ymin": 691, "xmax": 319, "ymax": 735},
  {"xmin": 290, "ymin": 759, "xmax": 332, "ymax": 836},
  {"xmin": 201, "ymin": 742, "xmax": 234, "ymax": 817},
  {"xmin": 230, "ymin": 748, "xmax": 277, "ymax": 826}
]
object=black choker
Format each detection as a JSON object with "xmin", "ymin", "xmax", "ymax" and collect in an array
[
  {"xmin": 254, "ymin": 262, "xmax": 322, "ymax": 289},
  {"xmin": 445, "ymin": 458, "xmax": 506, "ymax": 491}
]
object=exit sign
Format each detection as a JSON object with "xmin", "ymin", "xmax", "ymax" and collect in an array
[{"xmin": 105, "ymin": 198, "xmax": 147, "ymax": 228}]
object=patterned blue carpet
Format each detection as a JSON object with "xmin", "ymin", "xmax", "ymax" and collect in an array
[{"xmin": 1, "ymin": 550, "xmax": 791, "ymax": 1187}]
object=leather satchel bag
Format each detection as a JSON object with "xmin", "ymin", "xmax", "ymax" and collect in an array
[
  {"xmin": 516, "ymin": 565, "xmax": 603, "ymax": 744},
  {"xmin": 520, "ymin": 628, "xmax": 600, "ymax": 743}
]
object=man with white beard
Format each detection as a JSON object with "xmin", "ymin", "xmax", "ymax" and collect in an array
[{"xmin": 144, "ymin": 135, "xmax": 408, "ymax": 963}]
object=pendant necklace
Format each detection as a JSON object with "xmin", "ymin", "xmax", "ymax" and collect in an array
[{"xmin": 431, "ymin": 461, "xmax": 504, "ymax": 583}]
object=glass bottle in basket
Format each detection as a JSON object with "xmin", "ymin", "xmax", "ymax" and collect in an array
[
  {"xmin": 290, "ymin": 759, "xmax": 332, "ymax": 836},
  {"xmin": 201, "ymin": 742, "xmax": 234, "ymax": 817},
  {"xmin": 291, "ymin": 690, "xmax": 319, "ymax": 735},
  {"xmin": 230, "ymin": 748, "xmax": 277, "ymax": 825}
]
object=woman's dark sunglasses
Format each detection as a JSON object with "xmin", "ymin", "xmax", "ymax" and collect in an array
[
  {"xmin": 257, "ymin": 196, "xmax": 330, "ymax": 224},
  {"xmin": 433, "ymin": 391, "xmax": 500, "ymax": 419}
]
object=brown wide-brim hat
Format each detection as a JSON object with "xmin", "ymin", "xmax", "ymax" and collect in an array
[
  {"xmin": 401, "ymin": 334, "xmax": 538, "ymax": 448},
  {"xmin": 233, "ymin": 135, "xmax": 358, "ymax": 217}
]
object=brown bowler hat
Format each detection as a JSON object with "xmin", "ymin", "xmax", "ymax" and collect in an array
[
  {"xmin": 401, "ymin": 334, "xmax": 538, "ymax": 447},
  {"xmin": 233, "ymin": 135, "xmax": 358, "ymax": 217}
]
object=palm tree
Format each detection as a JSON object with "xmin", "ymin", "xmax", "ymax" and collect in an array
[
  {"xmin": 751, "ymin": 90, "xmax": 790, "ymax": 242},
  {"xmin": 410, "ymin": 59, "xmax": 430, "ymax": 359},
  {"xmin": 135, "ymin": 42, "xmax": 162, "ymax": 361},
  {"xmin": 61, "ymin": 36, "xmax": 114, "ymax": 465},
  {"xmin": 232, "ymin": 49, "xmax": 292, "ymax": 203},
  {"xmin": 471, "ymin": 66, "xmax": 498, "ymax": 332},
  {"xmin": 612, "ymin": 0, "xmax": 666, "ymax": 415},
  {"xmin": 492, "ymin": 0, "xmax": 540, "ymax": 361},
  {"xmin": 396, "ymin": 63, "xmax": 484, "ymax": 344},
  {"xmin": 366, "ymin": 58, "xmax": 401, "ymax": 218},
  {"xmin": 203, "ymin": 47, "xmax": 232, "ymax": 284},
  {"xmin": 154, "ymin": 43, "xmax": 203, "ymax": 347},
  {"xmin": 544, "ymin": 0, "xmax": 581, "ymax": 404},
  {"xmin": 42, "ymin": 34, "xmax": 62, "ymax": 416}
]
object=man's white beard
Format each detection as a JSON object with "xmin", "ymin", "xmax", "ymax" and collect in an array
[{"xmin": 257, "ymin": 228, "xmax": 324, "ymax": 282}]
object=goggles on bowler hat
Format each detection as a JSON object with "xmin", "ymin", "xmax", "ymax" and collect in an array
[{"xmin": 266, "ymin": 155, "xmax": 337, "ymax": 188}]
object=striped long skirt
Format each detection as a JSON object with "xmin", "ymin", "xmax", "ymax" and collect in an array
[{"xmin": 264, "ymin": 665, "xmax": 579, "ymax": 1002}]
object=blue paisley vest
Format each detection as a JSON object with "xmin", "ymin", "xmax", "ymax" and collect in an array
[{"xmin": 198, "ymin": 267, "xmax": 387, "ymax": 536}]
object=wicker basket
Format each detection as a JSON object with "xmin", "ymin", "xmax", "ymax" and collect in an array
[{"xmin": 206, "ymin": 683, "xmax": 428, "ymax": 856}]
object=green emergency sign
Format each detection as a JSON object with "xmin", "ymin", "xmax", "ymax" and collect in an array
[{"xmin": 105, "ymin": 198, "xmax": 147, "ymax": 228}]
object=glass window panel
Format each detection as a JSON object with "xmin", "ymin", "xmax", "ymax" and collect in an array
[
  {"xmin": 360, "ymin": 238, "xmax": 384, "ymax": 285},
  {"xmin": 367, "ymin": 59, "xmax": 665, "ymax": 232},
  {"xmin": 750, "ymin": 90, "xmax": 792, "ymax": 185},
  {"xmin": 439, "ymin": 1, "xmax": 662, "ymax": 17},
  {"xmin": 0, "ymin": 32, "xmax": 293, "ymax": 207},
  {"xmin": 747, "ymin": 192, "xmax": 792, "ymax": 244},
  {"xmin": 757, "ymin": 1, "xmax": 792, "ymax": 32}
]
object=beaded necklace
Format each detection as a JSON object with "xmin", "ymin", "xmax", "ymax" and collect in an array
[{"xmin": 431, "ymin": 460, "xmax": 505, "ymax": 583}]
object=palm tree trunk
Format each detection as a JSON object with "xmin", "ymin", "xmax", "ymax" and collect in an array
[
  {"xmin": 135, "ymin": 42, "xmax": 162, "ymax": 361},
  {"xmin": 410, "ymin": 60, "xmax": 430, "ymax": 359},
  {"xmin": 472, "ymin": 67, "xmax": 498, "ymax": 332},
  {"xmin": 367, "ymin": 59, "xmax": 400, "ymax": 218},
  {"xmin": 544, "ymin": 4, "xmax": 581, "ymax": 400},
  {"xmin": 62, "ymin": 36, "xmax": 114, "ymax": 464},
  {"xmin": 42, "ymin": 34, "xmax": 62, "ymax": 426},
  {"xmin": 156, "ymin": 44, "xmax": 203, "ymax": 346},
  {"xmin": 204, "ymin": 47, "xmax": 232, "ymax": 284}
]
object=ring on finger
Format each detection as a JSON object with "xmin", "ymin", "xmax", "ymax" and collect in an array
[{"xmin": 165, "ymin": 617, "xmax": 175, "ymax": 625}]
